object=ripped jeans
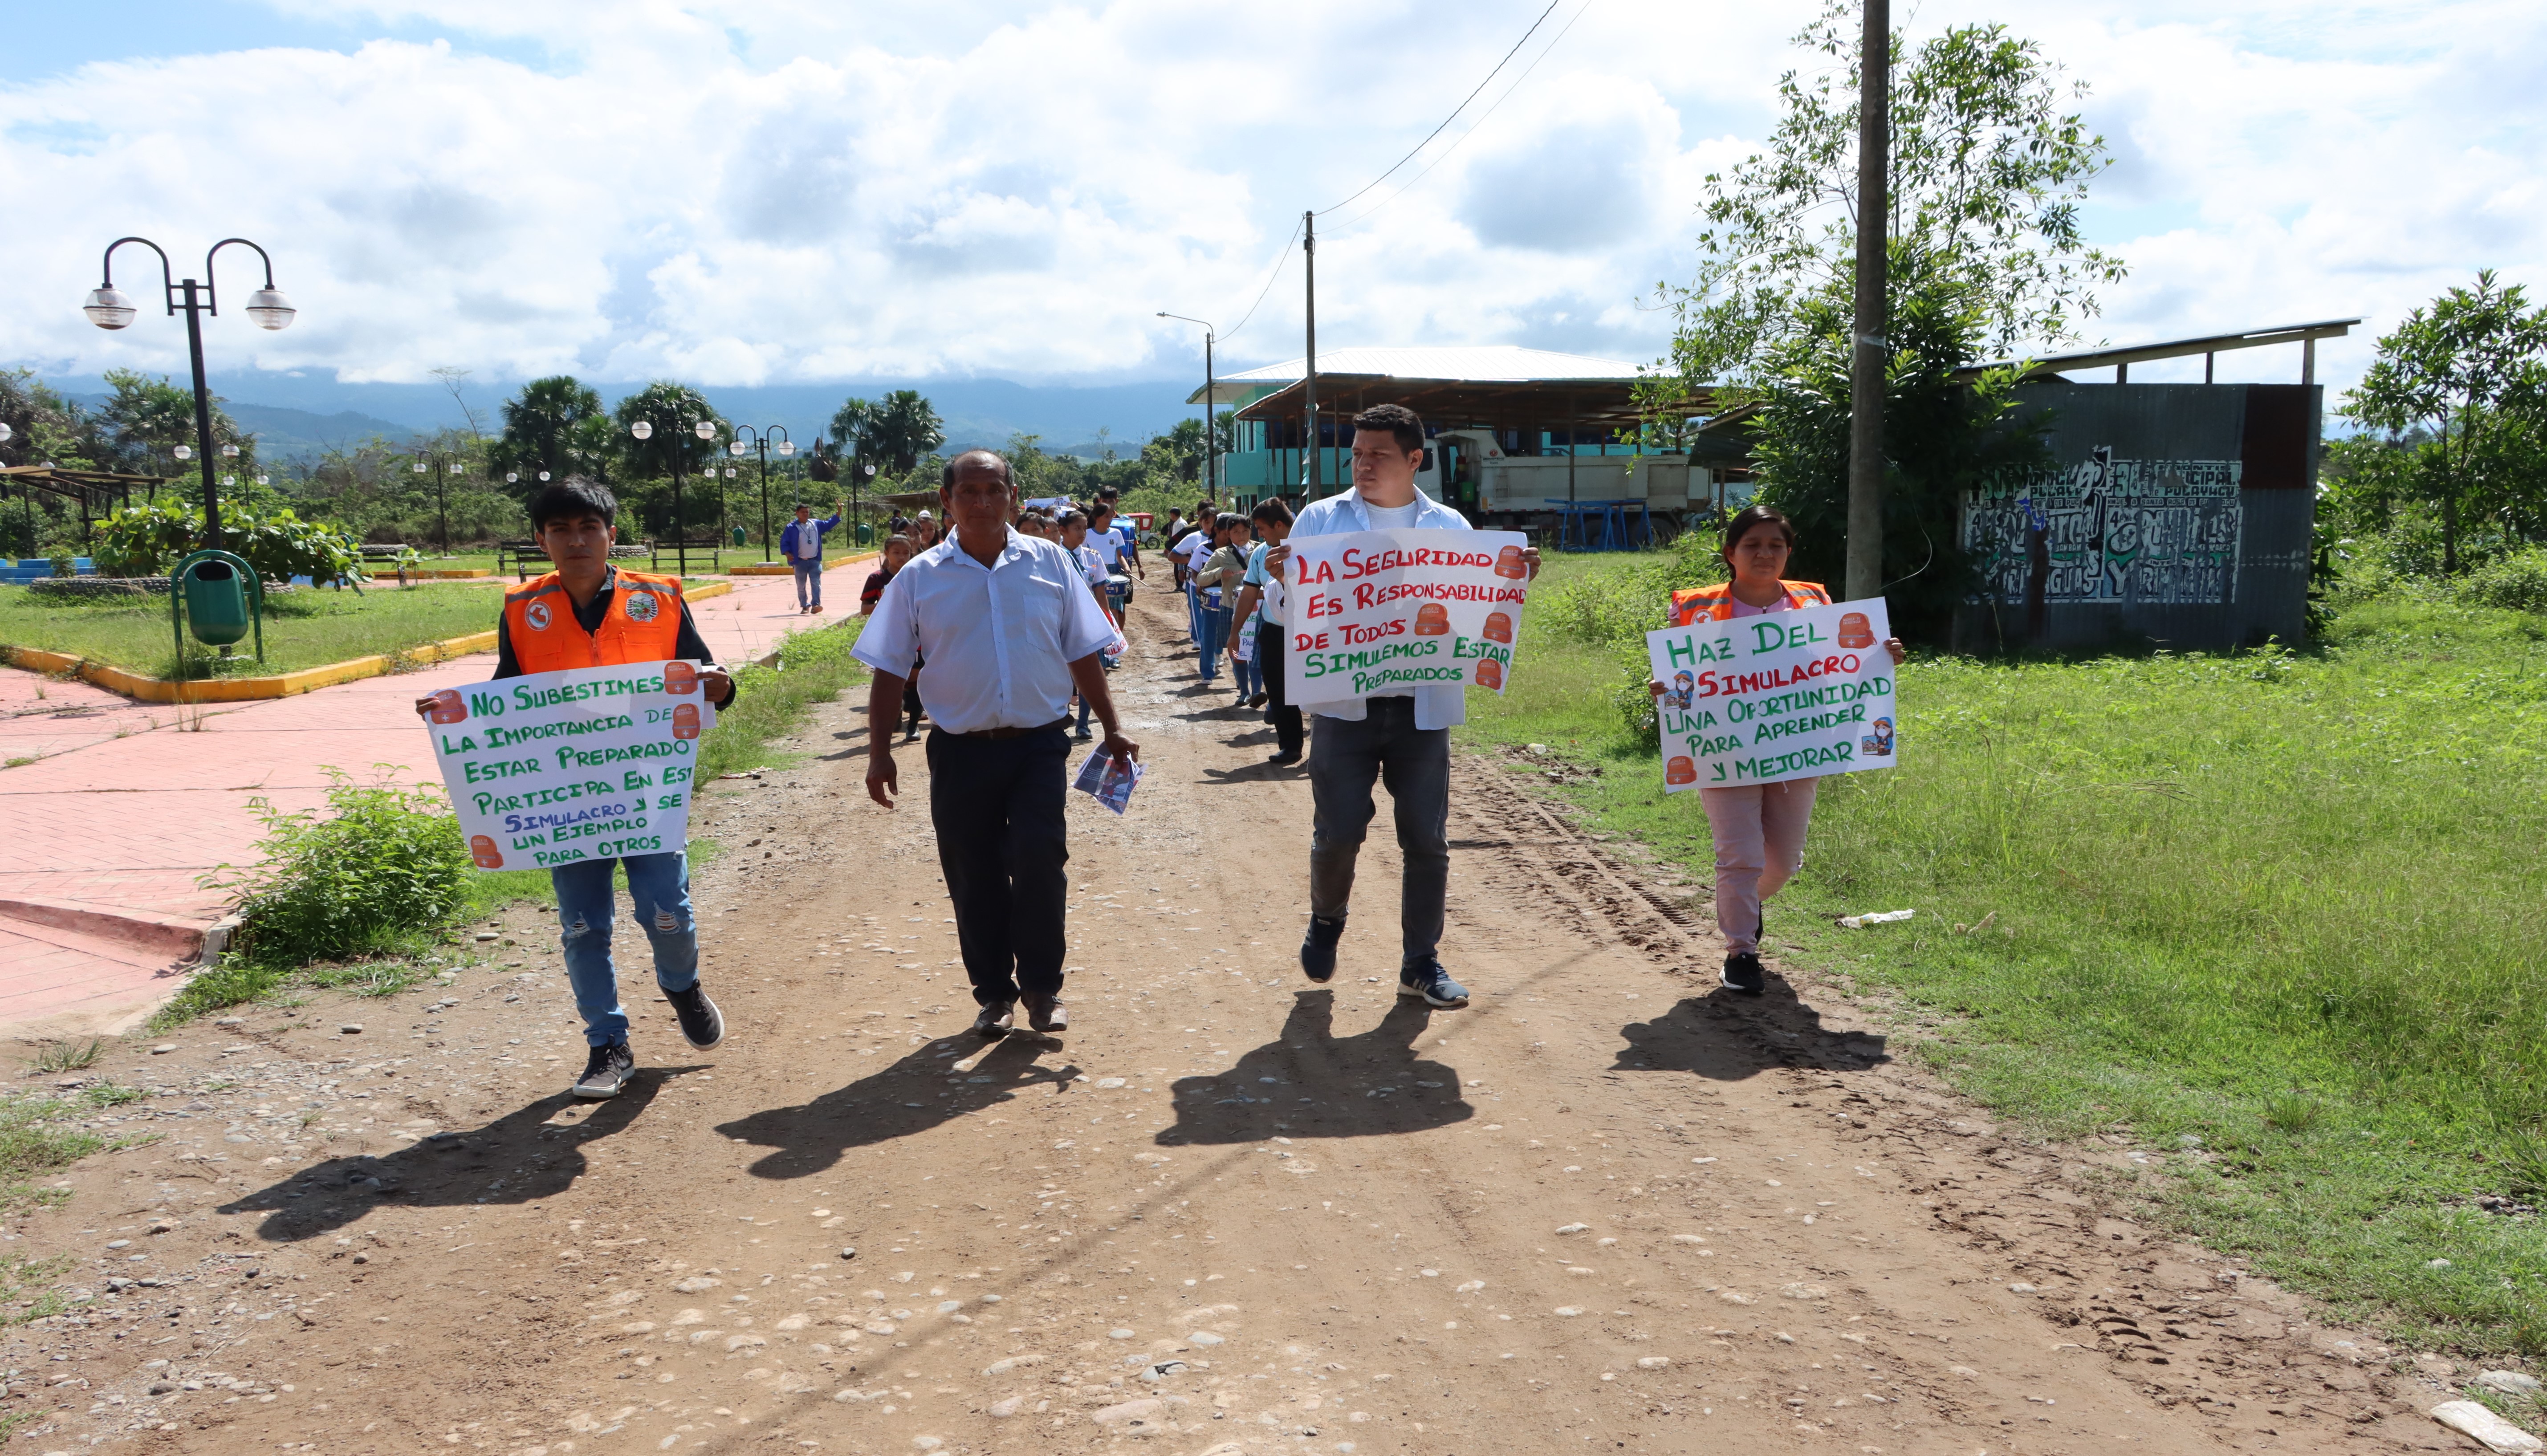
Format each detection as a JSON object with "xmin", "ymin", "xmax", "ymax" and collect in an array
[{"xmin": 549, "ymin": 852, "xmax": 700, "ymax": 1048}]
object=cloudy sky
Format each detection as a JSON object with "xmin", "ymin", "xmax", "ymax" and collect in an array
[{"xmin": 4, "ymin": 0, "xmax": 2542, "ymax": 403}]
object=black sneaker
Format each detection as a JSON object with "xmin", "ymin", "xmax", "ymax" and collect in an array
[
  {"xmin": 665, "ymin": 984, "xmax": 725, "ymax": 1049},
  {"xmin": 1022, "ymin": 994, "xmax": 1068, "ymax": 1034},
  {"xmin": 973, "ymin": 1001, "xmax": 1014, "ymax": 1038},
  {"xmin": 1721, "ymin": 952, "xmax": 1766, "ymax": 996},
  {"xmin": 1398, "ymin": 956, "xmax": 1470, "ymax": 1009},
  {"xmin": 572, "ymin": 1041, "xmax": 635, "ymax": 1099},
  {"xmin": 1299, "ymin": 915, "xmax": 1346, "ymax": 983},
  {"xmin": 1268, "ymin": 749, "xmax": 1301, "ymax": 766}
]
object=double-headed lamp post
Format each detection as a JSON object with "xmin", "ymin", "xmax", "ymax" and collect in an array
[
  {"xmin": 84, "ymin": 238, "xmax": 294, "ymax": 550},
  {"xmin": 1157, "ymin": 311, "xmax": 1218, "ymax": 503},
  {"xmin": 628, "ymin": 414, "xmax": 720, "ymax": 577},
  {"xmin": 728, "ymin": 426, "xmax": 795, "ymax": 562},
  {"xmin": 411, "ymin": 451, "xmax": 464, "ymax": 554}
]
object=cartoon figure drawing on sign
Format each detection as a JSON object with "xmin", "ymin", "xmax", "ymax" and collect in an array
[
  {"xmin": 1862, "ymin": 716, "xmax": 1894, "ymax": 757},
  {"xmin": 1662, "ymin": 670, "xmax": 1694, "ymax": 712}
]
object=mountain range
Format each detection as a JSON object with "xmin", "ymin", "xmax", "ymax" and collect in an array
[{"xmin": 45, "ymin": 372, "xmax": 1206, "ymax": 465}]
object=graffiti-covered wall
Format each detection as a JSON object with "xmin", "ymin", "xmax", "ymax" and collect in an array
[{"xmin": 1951, "ymin": 383, "xmax": 2318, "ymax": 652}]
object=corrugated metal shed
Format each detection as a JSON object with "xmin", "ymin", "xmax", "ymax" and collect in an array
[{"xmin": 1952, "ymin": 382, "xmax": 2320, "ymax": 652}]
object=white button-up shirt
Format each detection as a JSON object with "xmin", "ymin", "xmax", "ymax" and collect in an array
[
  {"xmin": 852, "ymin": 529, "xmax": 1119, "ymax": 734},
  {"xmin": 1287, "ymin": 488, "xmax": 1477, "ymax": 731}
]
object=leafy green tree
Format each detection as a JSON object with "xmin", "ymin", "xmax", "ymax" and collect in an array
[
  {"xmin": 1651, "ymin": 2, "xmax": 2122, "ymax": 393},
  {"xmin": 611, "ymin": 382, "xmax": 726, "ymax": 540},
  {"xmin": 868, "ymin": 390, "xmax": 945, "ymax": 474},
  {"xmin": 490, "ymin": 376, "xmax": 608, "ymax": 491},
  {"xmin": 97, "ymin": 368, "xmax": 252, "ymax": 476},
  {"xmin": 1743, "ymin": 244, "xmax": 2048, "ymax": 640},
  {"xmin": 2342, "ymin": 271, "xmax": 2547, "ymax": 574}
]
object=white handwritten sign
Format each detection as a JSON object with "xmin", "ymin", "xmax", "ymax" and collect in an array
[
  {"xmin": 421, "ymin": 662, "xmax": 716, "ymax": 870},
  {"xmin": 1644, "ymin": 598, "xmax": 1898, "ymax": 791},
  {"xmin": 1286, "ymin": 529, "xmax": 1531, "ymax": 706}
]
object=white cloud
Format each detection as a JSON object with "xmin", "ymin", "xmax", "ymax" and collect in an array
[{"xmin": 0, "ymin": 0, "xmax": 2539, "ymax": 405}]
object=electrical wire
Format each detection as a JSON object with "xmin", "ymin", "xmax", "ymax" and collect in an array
[
  {"xmin": 1313, "ymin": 0, "xmax": 1566, "ymax": 218},
  {"xmin": 1320, "ymin": 0, "xmax": 1594, "ymax": 236},
  {"xmin": 1217, "ymin": 212, "xmax": 1305, "ymax": 347}
]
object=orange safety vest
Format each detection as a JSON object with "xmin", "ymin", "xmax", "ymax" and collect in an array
[
  {"xmin": 1666, "ymin": 579, "xmax": 1831, "ymax": 626},
  {"xmin": 503, "ymin": 568, "xmax": 686, "ymax": 673}
]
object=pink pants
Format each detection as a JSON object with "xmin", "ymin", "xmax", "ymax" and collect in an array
[{"xmin": 1701, "ymin": 778, "xmax": 1819, "ymax": 954}]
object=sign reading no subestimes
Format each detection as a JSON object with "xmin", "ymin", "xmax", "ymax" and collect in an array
[
  {"xmin": 1644, "ymin": 598, "xmax": 1898, "ymax": 792},
  {"xmin": 1286, "ymin": 529, "xmax": 1532, "ymax": 707},
  {"xmin": 422, "ymin": 662, "xmax": 716, "ymax": 870}
]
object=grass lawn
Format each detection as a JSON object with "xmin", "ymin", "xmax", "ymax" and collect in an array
[
  {"xmin": 1469, "ymin": 549, "xmax": 2547, "ymax": 1356},
  {"xmin": 0, "ymin": 581, "xmax": 510, "ymax": 680}
]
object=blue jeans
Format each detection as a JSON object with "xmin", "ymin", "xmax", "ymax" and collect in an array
[
  {"xmin": 1185, "ymin": 583, "xmax": 1203, "ymax": 643},
  {"xmin": 792, "ymin": 557, "xmax": 823, "ymax": 608},
  {"xmin": 1200, "ymin": 604, "xmax": 1231, "ymax": 681},
  {"xmin": 1230, "ymin": 635, "xmax": 1261, "ymax": 699},
  {"xmin": 550, "ymin": 852, "xmax": 700, "ymax": 1048}
]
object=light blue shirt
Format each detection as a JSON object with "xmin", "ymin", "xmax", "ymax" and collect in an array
[
  {"xmin": 1240, "ymin": 541, "xmax": 1282, "ymax": 626},
  {"xmin": 1286, "ymin": 488, "xmax": 1476, "ymax": 731},
  {"xmin": 852, "ymin": 529, "xmax": 1119, "ymax": 733}
]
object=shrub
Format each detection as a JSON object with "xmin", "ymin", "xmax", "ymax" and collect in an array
[
  {"xmin": 90, "ymin": 501, "xmax": 367, "ymax": 587},
  {"xmin": 218, "ymin": 770, "xmax": 472, "ymax": 968},
  {"xmin": 2460, "ymin": 548, "xmax": 2547, "ymax": 615}
]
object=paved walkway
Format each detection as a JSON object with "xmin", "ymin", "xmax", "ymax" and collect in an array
[{"xmin": 0, "ymin": 556, "xmax": 874, "ymax": 1034}]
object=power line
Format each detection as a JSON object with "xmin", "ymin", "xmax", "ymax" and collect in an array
[
  {"xmin": 1322, "ymin": 0, "xmax": 1593, "ymax": 235},
  {"xmin": 1314, "ymin": 0, "xmax": 1565, "ymax": 218},
  {"xmin": 1218, "ymin": 213, "xmax": 1305, "ymax": 347}
]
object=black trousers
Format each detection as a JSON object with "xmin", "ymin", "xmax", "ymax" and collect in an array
[
  {"xmin": 1307, "ymin": 696, "xmax": 1450, "ymax": 964},
  {"xmin": 924, "ymin": 725, "xmax": 1070, "ymax": 1006},
  {"xmin": 1258, "ymin": 619, "xmax": 1304, "ymax": 756}
]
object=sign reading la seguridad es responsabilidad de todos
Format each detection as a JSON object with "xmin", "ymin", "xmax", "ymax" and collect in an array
[
  {"xmin": 1284, "ymin": 528, "xmax": 1532, "ymax": 706},
  {"xmin": 1645, "ymin": 597, "xmax": 1898, "ymax": 791},
  {"xmin": 421, "ymin": 661, "xmax": 717, "ymax": 870}
]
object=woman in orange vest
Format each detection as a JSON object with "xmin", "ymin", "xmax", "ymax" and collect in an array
[
  {"xmin": 1655, "ymin": 504, "xmax": 1904, "ymax": 996},
  {"xmin": 414, "ymin": 478, "xmax": 738, "ymax": 1099}
]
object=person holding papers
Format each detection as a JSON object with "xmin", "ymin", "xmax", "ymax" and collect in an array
[
  {"xmin": 412, "ymin": 477, "xmax": 735, "ymax": 1100},
  {"xmin": 1652, "ymin": 504, "xmax": 1905, "ymax": 996},
  {"xmin": 857, "ymin": 451, "xmax": 1139, "ymax": 1039},
  {"xmin": 1262, "ymin": 403, "xmax": 1538, "ymax": 1009}
]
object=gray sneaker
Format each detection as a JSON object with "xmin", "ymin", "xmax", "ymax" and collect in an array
[
  {"xmin": 665, "ymin": 984, "xmax": 725, "ymax": 1049},
  {"xmin": 573, "ymin": 1041, "xmax": 635, "ymax": 1099},
  {"xmin": 1397, "ymin": 957, "xmax": 1470, "ymax": 1009}
]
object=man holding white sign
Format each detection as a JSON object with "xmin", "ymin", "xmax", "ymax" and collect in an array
[
  {"xmin": 414, "ymin": 478, "xmax": 736, "ymax": 1100},
  {"xmin": 1644, "ymin": 505, "xmax": 1904, "ymax": 996},
  {"xmin": 1265, "ymin": 403, "xmax": 1538, "ymax": 1009}
]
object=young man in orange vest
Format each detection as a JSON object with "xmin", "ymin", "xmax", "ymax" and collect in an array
[{"xmin": 413, "ymin": 477, "xmax": 738, "ymax": 1098}]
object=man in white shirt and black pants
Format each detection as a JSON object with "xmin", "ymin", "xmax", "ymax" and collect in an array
[
  {"xmin": 1263, "ymin": 404, "xmax": 1538, "ymax": 1010},
  {"xmin": 855, "ymin": 451, "xmax": 1140, "ymax": 1037}
]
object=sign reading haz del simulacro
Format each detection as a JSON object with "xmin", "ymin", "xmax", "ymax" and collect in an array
[
  {"xmin": 421, "ymin": 661, "xmax": 717, "ymax": 870},
  {"xmin": 1286, "ymin": 528, "xmax": 1532, "ymax": 706},
  {"xmin": 1644, "ymin": 598, "xmax": 1898, "ymax": 792}
]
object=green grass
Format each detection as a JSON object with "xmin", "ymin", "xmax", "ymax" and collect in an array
[
  {"xmin": 1471, "ymin": 549, "xmax": 2547, "ymax": 1357},
  {"xmin": 0, "ymin": 580, "xmax": 504, "ymax": 680},
  {"xmin": 696, "ymin": 614, "xmax": 871, "ymax": 780}
]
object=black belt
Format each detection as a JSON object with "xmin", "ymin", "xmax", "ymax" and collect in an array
[{"xmin": 950, "ymin": 717, "xmax": 1072, "ymax": 740}]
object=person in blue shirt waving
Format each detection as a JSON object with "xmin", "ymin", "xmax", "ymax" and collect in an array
[
  {"xmin": 779, "ymin": 500, "xmax": 845, "ymax": 614},
  {"xmin": 1260, "ymin": 403, "xmax": 1539, "ymax": 1010}
]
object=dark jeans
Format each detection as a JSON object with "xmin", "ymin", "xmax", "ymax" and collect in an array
[
  {"xmin": 925, "ymin": 725, "xmax": 1072, "ymax": 1006},
  {"xmin": 1258, "ymin": 619, "xmax": 1302, "ymax": 756},
  {"xmin": 1307, "ymin": 695, "xmax": 1449, "ymax": 965}
]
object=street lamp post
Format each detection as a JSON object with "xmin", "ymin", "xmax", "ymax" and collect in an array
[
  {"xmin": 629, "ymin": 414, "xmax": 720, "ymax": 578},
  {"xmin": 83, "ymin": 237, "xmax": 294, "ymax": 550},
  {"xmin": 1157, "ymin": 312, "xmax": 1218, "ymax": 503},
  {"xmin": 411, "ymin": 451, "xmax": 464, "ymax": 554},
  {"xmin": 729, "ymin": 426, "xmax": 795, "ymax": 562}
]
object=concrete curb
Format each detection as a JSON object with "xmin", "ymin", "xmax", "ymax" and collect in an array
[{"xmin": 2, "ymin": 579, "xmax": 736, "ymax": 704}]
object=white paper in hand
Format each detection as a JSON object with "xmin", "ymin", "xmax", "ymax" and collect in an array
[{"xmin": 1073, "ymin": 748, "xmax": 1143, "ymax": 815}]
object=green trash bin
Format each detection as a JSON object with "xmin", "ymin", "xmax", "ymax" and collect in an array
[
  {"xmin": 171, "ymin": 549, "xmax": 265, "ymax": 664},
  {"xmin": 731, "ymin": 525, "xmax": 747, "ymax": 548},
  {"xmin": 855, "ymin": 523, "xmax": 874, "ymax": 545}
]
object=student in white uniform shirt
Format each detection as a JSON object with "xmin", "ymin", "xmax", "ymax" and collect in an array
[
  {"xmin": 855, "ymin": 452, "xmax": 1140, "ymax": 1038},
  {"xmin": 1260, "ymin": 404, "xmax": 1539, "ymax": 1010}
]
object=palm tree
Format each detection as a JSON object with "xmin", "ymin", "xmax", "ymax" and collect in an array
[
  {"xmin": 871, "ymin": 390, "xmax": 945, "ymax": 474},
  {"xmin": 492, "ymin": 376, "xmax": 606, "ymax": 491}
]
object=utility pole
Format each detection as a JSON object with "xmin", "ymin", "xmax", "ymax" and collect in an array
[
  {"xmin": 1844, "ymin": 0, "xmax": 1891, "ymax": 602},
  {"xmin": 1303, "ymin": 209, "xmax": 1319, "ymax": 496}
]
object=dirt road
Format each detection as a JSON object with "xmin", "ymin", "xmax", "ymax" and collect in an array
[{"xmin": 0, "ymin": 590, "xmax": 2480, "ymax": 1454}]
